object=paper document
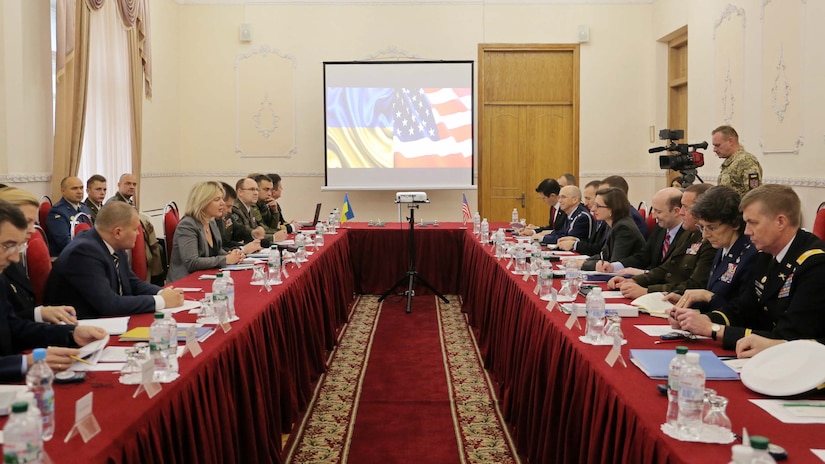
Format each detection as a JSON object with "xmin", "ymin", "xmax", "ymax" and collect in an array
[
  {"xmin": 161, "ymin": 299, "xmax": 200, "ymax": 315},
  {"xmin": 78, "ymin": 316, "xmax": 129, "ymax": 335},
  {"xmin": 70, "ymin": 334, "xmax": 111, "ymax": 370},
  {"xmin": 631, "ymin": 292, "xmax": 672, "ymax": 317},
  {"xmin": 750, "ymin": 400, "xmax": 825, "ymax": 424},
  {"xmin": 601, "ymin": 291, "xmax": 624, "ymax": 299}
]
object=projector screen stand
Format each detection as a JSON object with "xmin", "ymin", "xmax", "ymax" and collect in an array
[{"xmin": 378, "ymin": 203, "xmax": 449, "ymax": 313}]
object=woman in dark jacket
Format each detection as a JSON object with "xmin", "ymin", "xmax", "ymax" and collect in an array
[{"xmin": 582, "ymin": 188, "xmax": 645, "ymax": 271}]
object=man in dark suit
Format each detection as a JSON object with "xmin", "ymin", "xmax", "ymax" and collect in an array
[
  {"xmin": 609, "ymin": 184, "xmax": 715, "ymax": 298},
  {"xmin": 517, "ymin": 178, "xmax": 565, "ymax": 238},
  {"xmin": 46, "ymin": 176, "xmax": 92, "ymax": 257},
  {"xmin": 598, "ymin": 187, "xmax": 684, "ymax": 273},
  {"xmin": 44, "ymin": 202, "xmax": 184, "ymax": 319},
  {"xmin": 672, "ymin": 185, "xmax": 825, "ymax": 357},
  {"xmin": 0, "ymin": 200, "xmax": 107, "ymax": 381},
  {"xmin": 83, "ymin": 174, "xmax": 107, "ymax": 223}
]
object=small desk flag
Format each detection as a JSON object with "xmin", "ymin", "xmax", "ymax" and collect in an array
[
  {"xmin": 342, "ymin": 193, "xmax": 355, "ymax": 223},
  {"xmin": 462, "ymin": 193, "xmax": 471, "ymax": 225}
]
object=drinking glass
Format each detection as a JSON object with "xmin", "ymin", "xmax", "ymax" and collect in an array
[
  {"xmin": 119, "ymin": 348, "xmax": 141, "ymax": 384},
  {"xmin": 704, "ymin": 395, "xmax": 732, "ymax": 431},
  {"xmin": 251, "ymin": 264, "xmax": 266, "ymax": 286}
]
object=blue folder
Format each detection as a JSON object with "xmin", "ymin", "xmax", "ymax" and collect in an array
[{"xmin": 629, "ymin": 349, "xmax": 739, "ymax": 380}]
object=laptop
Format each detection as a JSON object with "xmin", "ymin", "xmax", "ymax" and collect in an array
[{"xmin": 298, "ymin": 203, "xmax": 323, "ymax": 228}]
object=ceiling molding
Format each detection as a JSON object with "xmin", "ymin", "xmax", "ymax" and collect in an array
[{"xmin": 177, "ymin": 0, "xmax": 653, "ymax": 5}]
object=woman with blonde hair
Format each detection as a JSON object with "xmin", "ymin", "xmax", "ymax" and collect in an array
[
  {"xmin": 0, "ymin": 187, "xmax": 78, "ymax": 324},
  {"xmin": 167, "ymin": 181, "xmax": 245, "ymax": 282}
]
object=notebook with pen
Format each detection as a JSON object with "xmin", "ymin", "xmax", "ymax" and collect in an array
[{"xmin": 298, "ymin": 203, "xmax": 323, "ymax": 228}]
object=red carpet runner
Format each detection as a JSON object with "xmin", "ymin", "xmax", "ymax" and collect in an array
[{"xmin": 285, "ymin": 295, "xmax": 518, "ymax": 463}]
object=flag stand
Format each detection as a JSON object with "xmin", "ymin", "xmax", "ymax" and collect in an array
[{"xmin": 378, "ymin": 201, "xmax": 449, "ymax": 313}]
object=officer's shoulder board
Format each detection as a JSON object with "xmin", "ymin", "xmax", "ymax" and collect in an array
[{"xmin": 797, "ymin": 249, "xmax": 825, "ymax": 265}]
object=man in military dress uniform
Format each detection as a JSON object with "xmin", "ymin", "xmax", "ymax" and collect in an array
[
  {"xmin": 713, "ymin": 125, "xmax": 763, "ymax": 198},
  {"xmin": 83, "ymin": 174, "xmax": 107, "ymax": 223},
  {"xmin": 671, "ymin": 185, "xmax": 825, "ymax": 357}
]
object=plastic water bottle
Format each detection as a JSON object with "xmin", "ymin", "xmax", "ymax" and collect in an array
[
  {"xmin": 213, "ymin": 272, "xmax": 226, "ymax": 299},
  {"xmin": 512, "ymin": 208, "xmax": 519, "ymax": 224},
  {"xmin": 530, "ymin": 241, "xmax": 542, "ymax": 273},
  {"xmin": 728, "ymin": 444, "xmax": 753, "ymax": 464},
  {"xmin": 17, "ymin": 392, "xmax": 41, "ymax": 434},
  {"xmin": 332, "ymin": 208, "xmax": 341, "ymax": 227},
  {"xmin": 3, "ymin": 402, "xmax": 42, "ymax": 463},
  {"xmin": 25, "ymin": 347, "xmax": 54, "ymax": 441},
  {"xmin": 584, "ymin": 287, "xmax": 606, "ymax": 343},
  {"xmin": 269, "ymin": 250, "xmax": 282, "ymax": 285},
  {"xmin": 163, "ymin": 313, "xmax": 179, "ymax": 376},
  {"xmin": 749, "ymin": 436, "xmax": 777, "ymax": 463},
  {"xmin": 677, "ymin": 352, "xmax": 706, "ymax": 439},
  {"xmin": 473, "ymin": 212, "xmax": 481, "ymax": 235},
  {"xmin": 269, "ymin": 244, "xmax": 279, "ymax": 257},
  {"xmin": 295, "ymin": 232, "xmax": 307, "ymax": 262},
  {"xmin": 666, "ymin": 346, "xmax": 689, "ymax": 425},
  {"xmin": 495, "ymin": 228, "xmax": 506, "ymax": 257},
  {"xmin": 315, "ymin": 222, "xmax": 325, "ymax": 247},
  {"xmin": 480, "ymin": 218, "xmax": 490, "ymax": 243},
  {"xmin": 223, "ymin": 270, "xmax": 235, "ymax": 319},
  {"xmin": 150, "ymin": 312, "xmax": 171, "ymax": 382},
  {"xmin": 539, "ymin": 260, "xmax": 554, "ymax": 299},
  {"xmin": 327, "ymin": 212, "xmax": 336, "ymax": 234}
]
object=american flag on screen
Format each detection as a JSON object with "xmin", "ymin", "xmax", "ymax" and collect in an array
[
  {"xmin": 391, "ymin": 88, "xmax": 472, "ymax": 168},
  {"xmin": 462, "ymin": 193, "xmax": 472, "ymax": 225}
]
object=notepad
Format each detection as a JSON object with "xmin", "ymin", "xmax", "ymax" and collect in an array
[
  {"xmin": 631, "ymin": 292, "xmax": 672, "ymax": 318},
  {"xmin": 120, "ymin": 326, "xmax": 215, "ymax": 343},
  {"xmin": 629, "ymin": 349, "xmax": 739, "ymax": 380}
]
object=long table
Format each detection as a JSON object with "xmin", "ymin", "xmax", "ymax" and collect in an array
[
  {"xmin": 13, "ymin": 223, "xmax": 825, "ymax": 462},
  {"xmin": 460, "ymin": 227, "xmax": 825, "ymax": 463},
  {"xmin": 39, "ymin": 231, "xmax": 353, "ymax": 463}
]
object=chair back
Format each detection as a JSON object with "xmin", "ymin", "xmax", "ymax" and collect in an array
[
  {"xmin": 163, "ymin": 201, "xmax": 180, "ymax": 261},
  {"xmin": 38, "ymin": 196, "xmax": 52, "ymax": 229},
  {"xmin": 646, "ymin": 209, "xmax": 657, "ymax": 235},
  {"xmin": 26, "ymin": 228, "xmax": 52, "ymax": 305},
  {"xmin": 70, "ymin": 212, "xmax": 93, "ymax": 239},
  {"xmin": 132, "ymin": 222, "xmax": 148, "ymax": 281},
  {"xmin": 814, "ymin": 202, "xmax": 825, "ymax": 242},
  {"xmin": 637, "ymin": 201, "xmax": 648, "ymax": 220}
]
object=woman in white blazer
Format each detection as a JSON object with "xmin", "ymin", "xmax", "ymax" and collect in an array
[{"xmin": 167, "ymin": 181, "xmax": 244, "ymax": 282}]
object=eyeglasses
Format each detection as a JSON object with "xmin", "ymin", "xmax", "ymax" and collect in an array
[
  {"xmin": 594, "ymin": 204, "xmax": 609, "ymax": 209},
  {"xmin": 0, "ymin": 242, "xmax": 27, "ymax": 256},
  {"xmin": 698, "ymin": 223, "xmax": 724, "ymax": 234}
]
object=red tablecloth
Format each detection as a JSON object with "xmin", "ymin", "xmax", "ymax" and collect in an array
[
  {"xmin": 37, "ymin": 232, "xmax": 353, "ymax": 463},
  {"xmin": 461, "ymin": 229, "xmax": 825, "ymax": 463},
  {"xmin": 345, "ymin": 222, "xmax": 466, "ymax": 295}
]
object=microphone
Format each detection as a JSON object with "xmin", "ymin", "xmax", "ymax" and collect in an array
[
  {"xmin": 648, "ymin": 146, "xmax": 670, "ymax": 153},
  {"xmin": 690, "ymin": 141, "xmax": 709, "ymax": 150}
]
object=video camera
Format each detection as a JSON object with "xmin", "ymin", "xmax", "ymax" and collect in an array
[{"xmin": 649, "ymin": 129, "xmax": 707, "ymax": 187}]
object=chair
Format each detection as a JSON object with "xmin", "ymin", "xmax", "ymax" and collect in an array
[
  {"xmin": 637, "ymin": 201, "xmax": 648, "ymax": 220},
  {"xmin": 646, "ymin": 207, "xmax": 656, "ymax": 234},
  {"xmin": 163, "ymin": 201, "xmax": 180, "ymax": 262},
  {"xmin": 26, "ymin": 227, "xmax": 52, "ymax": 305},
  {"xmin": 70, "ymin": 212, "xmax": 93, "ymax": 239},
  {"xmin": 813, "ymin": 202, "xmax": 825, "ymax": 242},
  {"xmin": 132, "ymin": 222, "xmax": 148, "ymax": 281},
  {"xmin": 38, "ymin": 195, "xmax": 52, "ymax": 229}
]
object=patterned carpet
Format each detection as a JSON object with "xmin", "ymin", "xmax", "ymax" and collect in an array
[{"xmin": 285, "ymin": 295, "xmax": 519, "ymax": 463}]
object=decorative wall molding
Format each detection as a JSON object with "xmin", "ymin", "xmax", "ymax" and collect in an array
[
  {"xmin": 581, "ymin": 171, "xmax": 825, "ymax": 189},
  {"xmin": 714, "ymin": 4, "xmax": 746, "ymax": 39},
  {"xmin": 235, "ymin": 45, "xmax": 298, "ymax": 158},
  {"xmin": 361, "ymin": 46, "xmax": 420, "ymax": 61},
  {"xmin": 713, "ymin": 4, "xmax": 745, "ymax": 129},
  {"xmin": 0, "ymin": 173, "xmax": 52, "ymax": 183},
  {"xmin": 177, "ymin": 0, "xmax": 653, "ymax": 5},
  {"xmin": 142, "ymin": 170, "xmax": 325, "ymax": 178}
]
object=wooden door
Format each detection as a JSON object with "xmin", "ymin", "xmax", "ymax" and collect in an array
[
  {"xmin": 666, "ymin": 29, "xmax": 688, "ymax": 186},
  {"xmin": 479, "ymin": 45, "xmax": 579, "ymax": 224}
]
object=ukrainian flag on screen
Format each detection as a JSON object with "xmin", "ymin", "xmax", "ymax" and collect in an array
[{"xmin": 326, "ymin": 88, "xmax": 395, "ymax": 168}]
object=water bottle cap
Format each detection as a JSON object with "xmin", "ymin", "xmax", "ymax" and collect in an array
[
  {"xmin": 32, "ymin": 348, "xmax": 47, "ymax": 361},
  {"xmin": 154, "ymin": 312, "xmax": 165, "ymax": 319},
  {"xmin": 216, "ymin": 272, "xmax": 224, "ymax": 277},
  {"xmin": 11, "ymin": 401, "xmax": 28, "ymax": 414},
  {"xmin": 675, "ymin": 346, "xmax": 689, "ymax": 354},
  {"xmin": 749, "ymin": 436, "xmax": 770, "ymax": 450}
]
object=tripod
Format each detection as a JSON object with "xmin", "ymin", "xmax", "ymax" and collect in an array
[{"xmin": 378, "ymin": 203, "xmax": 449, "ymax": 313}]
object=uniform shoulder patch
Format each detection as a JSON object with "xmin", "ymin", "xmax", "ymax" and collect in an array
[
  {"xmin": 797, "ymin": 249, "xmax": 825, "ymax": 265},
  {"xmin": 748, "ymin": 173, "xmax": 760, "ymax": 189}
]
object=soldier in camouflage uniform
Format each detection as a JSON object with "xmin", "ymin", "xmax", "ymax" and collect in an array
[
  {"xmin": 712, "ymin": 125, "xmax": 762, "ymax": 198},
  {"xmin": 219, "ymin": 181, "xmax": 265, "ymax": 253}
]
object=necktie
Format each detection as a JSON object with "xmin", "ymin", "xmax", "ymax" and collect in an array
[
  {"xmin": 662, "ymin": 233, "xmax": 671, "ymax": 260},
  {"xmin": 550, "ymin": 207, "xmax": 557, "ymax": 228},
  {"xmin": 112, "ymin": 252, "xmax": 123, "ymax": 295}
]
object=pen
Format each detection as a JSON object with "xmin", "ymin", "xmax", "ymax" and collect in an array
[
  {"xmin": 654, "ymin": 339, "xmax": 683, "ymax": 344},
  {"xmin": 69, "ymin": 355, "xmax": 92, "ymax": 365}
]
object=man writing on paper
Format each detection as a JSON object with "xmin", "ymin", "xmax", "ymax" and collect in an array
[
  {"xmin": 45, "ymin": 202, "xmax": 184, "ymax": 319},
  {"xmin": 607, "ymin": 183, "xmax": 714, "ymax": 299},
  {"xmin": 670, "ymin": 185, "xmax": 825, "ymax": 357},
  {"xmin": 598, "ymin": 187, "xmax": 684, "ymax": 274},
  {"xmin": 0, "ymin": 200, "xmax": 107, "ymax": 381},
  {"xmin": 516, "ymin": 178, "xmax": 564, "ymax": 238}
]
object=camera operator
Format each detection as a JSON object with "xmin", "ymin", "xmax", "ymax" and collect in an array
[{"xmin": 712, "ymin": 125, "xmax": 762, "ymax": 198}]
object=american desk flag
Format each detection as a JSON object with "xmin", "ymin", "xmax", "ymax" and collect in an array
[
  {"xmin": 462, "ymin": 193, "xmax": 471, "ymax": 225},
  {"xmin": 326, "ymin": 87, "xmax": 472, "ymax": 169}
]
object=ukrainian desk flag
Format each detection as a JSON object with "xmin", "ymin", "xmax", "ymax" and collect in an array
[{"xmin": 342, "ymin": 193, "xmax": 355, "ymax": 223}]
